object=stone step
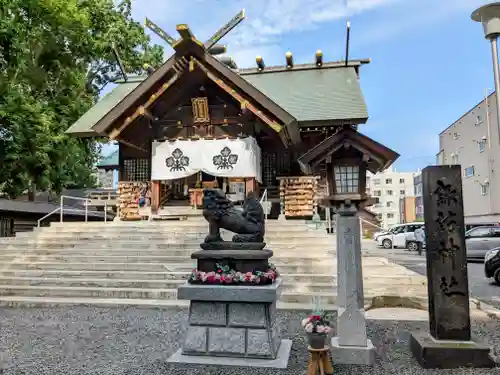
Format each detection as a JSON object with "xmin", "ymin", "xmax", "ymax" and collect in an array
[
  {"xmin": 2, "ymin": 262, "xmax": 420, "ymax": 280},
  {"xmin": 0, "ymin": 248, "xmax": 334, "ymax": 257},
  {"xmin": 24, "ymin": 231, "xmax": 328, "ymax": 242},
  {"xmin": 0, "ymin": 284, "xmax": 424, "ymax": 304},
  {"xmin": 0, "ymin": 238, "xmax": 335, "ymax": 251},
  {"xmin": 0, "ymin": 270, "xmax": 426, "ymax": 284},
  {"xmin": 32, "ymin": 225, "xmax": 330, "ymax": 236},
  {"xmin": 47, "ymin": 220, "xmax": 315, "ymax": 227},
  {"xmin": 0, "ymin": 276, "xmax": 424, "ymax": 290},
  {"xmin": 0, "ymin": 254, "xmax": 335, "ymax": 264},
  {"xmin": 0, "ymin": 296, "xmax": 342, "ymax": 312}
]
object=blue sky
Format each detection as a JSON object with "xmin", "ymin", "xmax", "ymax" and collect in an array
[{"xmin": 102, "ymin": 0, "xmax": 495, "ymax": 172}]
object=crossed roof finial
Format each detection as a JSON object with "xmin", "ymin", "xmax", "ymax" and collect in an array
[{"xmin": 145, "ymin": 9, "xmax": 245, "ymax": 56}]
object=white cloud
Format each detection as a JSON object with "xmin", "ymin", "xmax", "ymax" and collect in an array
[
  {"xmin": 130, "ymin": 0, "xmax": 491, "ymax": 67},
  {"xmin": 130, "ymin": 0, "xmax": 401, "ymax": 67},
  {"xmin": 354, "ymin": 0, "xmax": 493, "ymax": 46}
]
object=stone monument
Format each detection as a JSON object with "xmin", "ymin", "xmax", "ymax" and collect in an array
[
  {"xmin": 409, "ymin": 165, "xmax": 495, "ymax": 368},
  {"xmin": 330, "ymin": 202, "xmax": 375, "ymax": 365},
  {"xmin": 297, "ymin": 125, "xmax": 400, "ymax": 366},
  {"xmin": 167, "ymin": 189, "xmax": 292, "ymax": 369}
]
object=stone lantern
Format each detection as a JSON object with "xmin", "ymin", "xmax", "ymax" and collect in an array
[{"xmin": 298, "ymin": 125, "xmax": 399, "ymax": 365}]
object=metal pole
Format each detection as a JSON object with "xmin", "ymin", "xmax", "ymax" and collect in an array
[
  {"xmin": 104, "ymin": 201, "xmax": 107, "ymax": 222},
  {"xmin": 490, "ymin": 37, "xmax": 500, "ymax": 142},
  {"xmin": 485, "ymin": 88, "xmax": 493, "ymax": 213},
  {"xmin": 85, "ymin": 201, "xmax": 88, "ymax": 222},
  {"xmin": 60, "ymin": 197, "xmax": 63, "ymax": 222}
]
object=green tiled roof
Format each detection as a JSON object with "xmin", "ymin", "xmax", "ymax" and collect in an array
[
  {"xmin": 97, "ymin": 149, "xmax": 118, "ymax": 168},
  {"xmin": 242, "ymin": 67, "xmax": 368, "ymax": 123},
  {"xmin": 65, "ymin": 76, "xmax": 145, "ymax": 136}
]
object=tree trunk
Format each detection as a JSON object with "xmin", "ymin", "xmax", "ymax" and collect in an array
[{"xmin": 27, "ymin": 182, "xmax": 36, "ymax": 201}]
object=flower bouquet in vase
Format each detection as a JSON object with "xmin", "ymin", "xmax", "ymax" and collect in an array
[{"xmin": 301, "ymin": 313, "xmax": 332, "ymax": 349}]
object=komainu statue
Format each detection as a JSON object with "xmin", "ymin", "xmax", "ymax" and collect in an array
[{"xmin": 201, "ymin": 189, "xmax": 265, "ymax": 249}]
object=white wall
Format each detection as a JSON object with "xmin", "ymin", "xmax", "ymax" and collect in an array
[{"xmin": 366, "ymin": 166, "xmax": 417, "ymax": 228}]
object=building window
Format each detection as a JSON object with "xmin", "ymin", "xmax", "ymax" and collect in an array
[
  {"xmin": 453, "ymin": 132, "xmax": 460, "ymax": 140},
  {"xmin": 452, "ymin": 154, "xmax": 459, "ymax": 164},
  {"xmin": 400, "ymin": 189, "xmax": 405, "ymax": 195},
  {"xmin": 387, "ymin": 213, "xmax": 394, "ymax": 219},
  {"xmin": 399, "ymin": 178, "xmax": 405, "ymax": 184},
  {"xmin": 374, "ymin": 190, "xmax": 381, "ymax": 197},
  {"xmin": 385, "ymin": 178, "xmax": 392, "ymax": 184},
  {"xmin": 464, "ymin": 166, "xmax": 475, "ymax": 178},
  {"xmin": 374, "ymin": 197, "xmax": 380, "ymax": 204},
  {"xmin": 387, "ymin": 190, "xmax": 393, "ymax": 196},
  {"xmin": 479, "ymin": 140, "xmax": 486, "ymax": 153},
  {"xmin": 334, "ymin": 165, "xmax": 359, "ymax": 193},
  {"xmin": 386, "ymin": 201, "xmax": 394, "ymax": 208},
  {"xmin": 476, "ymin": 115, "xmax": 483, "ymax": 125},
  {"xmin": 481, "ymin": 184, "xmax": 489, "ymax": 196},
  {"xmin": 373, "ymin": 179, "xmax": 381, "ymax": 186}
]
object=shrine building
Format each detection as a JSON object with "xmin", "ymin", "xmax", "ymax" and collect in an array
[{"xmin": 66, "ymin": 21, "xmax": 380, "ymax": 221}]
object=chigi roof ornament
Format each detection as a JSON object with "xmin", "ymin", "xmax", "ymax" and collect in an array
[{"xmin": 144, "ymin": 9, "xmax": 246, "ymax": 70}]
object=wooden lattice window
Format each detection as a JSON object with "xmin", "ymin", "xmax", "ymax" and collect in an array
[
  {"xmin": 123, "ymin": 158, "xmax": 150, "ymax": 181},
  {"xmin": 0, "ymin": 216, "xmax": 14, "ymax": 237},
  {"xmin": 261, "ymin": 151, "xmax": 291, "ymax": 187},
  {"xmin": 192, "ymin": 97, "xmax": 210, "ymax": 123}
]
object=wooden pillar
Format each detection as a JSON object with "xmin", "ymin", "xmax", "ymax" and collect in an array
[
  {"xmin": 245, "ymin": 178, "xmax": 255, "ymax": 195},
  {"xmin": 151, "ymin": 180, "xmax": 160, "ymax": 214}
]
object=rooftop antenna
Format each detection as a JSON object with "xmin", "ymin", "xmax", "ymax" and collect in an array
[
  {"xmin": 344, "ymin": 20, "xmax": 351, "ymax": 67},
  {"xmin": 111, "ymin": 43, "xmax": 128, "ymax": 82}
]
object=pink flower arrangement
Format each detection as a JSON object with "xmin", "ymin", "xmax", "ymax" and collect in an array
[
  {"xmin": 301, "ymin": 314, "xmax": 331, "ymax": 334},
  {"xmin": 188, "ymin": 263, "xmax": 279, "ymax": 285}
]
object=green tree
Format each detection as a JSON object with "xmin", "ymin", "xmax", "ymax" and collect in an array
[{"xmin": 0, "ymin": 0, "xmax": 163, "ymax": 199}]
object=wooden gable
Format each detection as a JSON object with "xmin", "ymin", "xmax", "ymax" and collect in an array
[
  {"xmin": 298, "ymin": 126, "xmax": 399, "ymax": 174},
  {"xmin": 91, "ymin": 24, "xmax": 300, "ymax": 148}
]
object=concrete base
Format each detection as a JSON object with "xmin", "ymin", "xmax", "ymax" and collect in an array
[
  {"xmin": 177, "ymin": 280, "xmax": 283, "ymax": 360},
  {"xmin": 409, "ymin": 331, "xmax": 496, "ymax": 369},
  {"xmin": 167, "ymin": 339, "xmax": 292, "ymax": 369},
  {"xmin": 330, "ymin": 337, "xmax": 376, "ymax": 365}
]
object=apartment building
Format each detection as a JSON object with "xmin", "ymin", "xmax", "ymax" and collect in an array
[
  {"xmin": 437, "ymin": 91, "xmax": 500, "ymax": 224},
  {"xmin": 414, "ymin": 172, "xmax": 423, "ymax": 220},
  {"xmin": 366, "ymin": 166, "xmax": 417, "ymax": 228},
  {"xmin": 399, "ymin": 196, "xmax": 416, "ymax": 223}
]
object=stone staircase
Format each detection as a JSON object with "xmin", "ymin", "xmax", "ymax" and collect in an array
[{"xmin": 0, "ymin": 219, "xmax": 427, "ymax": 310}]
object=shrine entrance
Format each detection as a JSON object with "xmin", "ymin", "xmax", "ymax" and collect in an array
[{"xmin": 151, "ymin": 137, "xmax": 260, "ymax": 212}]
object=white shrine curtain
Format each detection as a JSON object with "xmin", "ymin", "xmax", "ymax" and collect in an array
[{"xmin": 151, "ymin": 137, "xmax": 262, "ymax": 182}]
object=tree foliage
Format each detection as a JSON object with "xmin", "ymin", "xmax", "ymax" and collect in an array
[{"xmin": 0, "ymin": 0, "xmax": 163, "ymax": 199}]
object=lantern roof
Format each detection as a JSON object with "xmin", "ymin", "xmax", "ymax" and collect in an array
[{"xmin": 298, "ymin": 126, "xmax": 399, "ymax": 174}]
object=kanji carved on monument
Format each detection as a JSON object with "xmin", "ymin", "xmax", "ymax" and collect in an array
[{"xmin": 409, "ymin": 165, "xmax": 494, "ymax": 369}]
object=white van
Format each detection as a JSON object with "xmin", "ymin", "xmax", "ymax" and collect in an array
[{"xmin": 375, "ymin": 222, "xmax": 425, "ymax": 251}]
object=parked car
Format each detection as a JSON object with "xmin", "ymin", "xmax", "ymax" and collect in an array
[
  {"xmin": 465, "ymin": 222, "xmax": 500, "ymax": 231},
  {"xmin": 465, "ymin": 226, "xmax": 500, "ymax": 262},
  {"xmin": 375, "ymin": 222, "xmax": 425, "ymax": 250},
  {"xmin": 484, "ymin": 247, "xmax": 500, "ymax": 285}
]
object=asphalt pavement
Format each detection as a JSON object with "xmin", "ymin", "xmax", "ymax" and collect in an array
[{"xmin": 363, "ymin": 242, "xmax": 500, "ymax": 310}]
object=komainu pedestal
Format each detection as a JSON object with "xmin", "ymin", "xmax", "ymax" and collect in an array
[
  {"xmin": 168, "ymin": 280, "xmax": 292, "ymax": 368},
  {"xmin": 167, "ymin": 189, "xmax": 292, "ymax": 369}
]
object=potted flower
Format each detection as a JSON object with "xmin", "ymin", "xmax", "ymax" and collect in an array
[{"xmin": 302, "ymin": 313, "xmax": 332, "ymax": 349}]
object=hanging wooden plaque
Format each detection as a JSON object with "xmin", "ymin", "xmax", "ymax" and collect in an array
[{"xmin": 191, "ymin": 97, "xmax": 210, "ymax": 123}]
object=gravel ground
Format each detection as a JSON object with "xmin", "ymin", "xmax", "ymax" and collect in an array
[{"xmin": 0, "ymin": 306, "xmax": 499, "ymax": 375}]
